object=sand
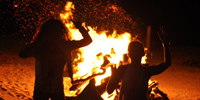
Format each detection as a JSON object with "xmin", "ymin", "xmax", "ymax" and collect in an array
[{"xmin": 0, "ymin": 38, "xmax": 200, "ymax": 100}]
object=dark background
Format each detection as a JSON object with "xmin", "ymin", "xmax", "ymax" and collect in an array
[
  {"xmin": 118, "ymin": 0, "xmax": 199, "ymax": 47},
  {"xmin": 1, "ymin": 0, "xmax": 199, "ymax": 47}
]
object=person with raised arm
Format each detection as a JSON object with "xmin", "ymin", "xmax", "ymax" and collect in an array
[
  {"xmin": 106, "ymin": 27, "xmax": 171, "ymax": 100},
  {"xmin": 19, "ymin": 19, "xmax": 92, "ymax": 100}
]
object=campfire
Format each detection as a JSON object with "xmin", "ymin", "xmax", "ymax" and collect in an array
[{"xmin": 60, "ymin": 1, "xmax": 151, "ymax": 100}]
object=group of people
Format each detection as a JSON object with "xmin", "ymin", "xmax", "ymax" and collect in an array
[{"xmin": 19, "ymin": 19, "xmax": 171, "ymax": 100}]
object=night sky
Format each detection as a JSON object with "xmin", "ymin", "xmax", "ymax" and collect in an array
[
  {"xmin": 1, "ymin": 0, "xmax": 199, "ymax": 47},
  {"xmin": 118, "ymin": 0, "xmax": 199, "ymax": 46}
]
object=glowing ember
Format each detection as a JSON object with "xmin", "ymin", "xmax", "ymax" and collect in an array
[{"xmin": 12, "ymin": 0, "xmax": 137, "ymax": 38}]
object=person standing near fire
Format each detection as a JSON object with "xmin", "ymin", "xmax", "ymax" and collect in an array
[
  {"xmin": 106, "ymin": 28, "xmax": 171, "ymax": 100},
  {"xmin": 19, "ymin": 19, "xmax": 92, "ymax": 100}
]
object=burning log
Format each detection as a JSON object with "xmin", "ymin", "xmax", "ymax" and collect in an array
[
  {"xmin": 148, "ymin": 81, "xmax": 158, "ymax": 91},
  {"xmin": 75, "ymin": 78, "xmax": 103, "ymax": 100},
  {"xmin": 70, "ymin": 54, "xmax": 113, "ymax": 91},
  {"xmin": 69, "ymin": 66, "xmax": 108, "ymax": 91},
  {"xmin": 148, "ymin": 81, "xmax": 169, "ymax": 100},
  {"xmin": 69, "ymin": 70, "xmax": 106, "ymax": 91},
  {"xmin": 95, "ymin": 77, "xmax": 110, "ymax": 94},
  {"xmin": 153, "ymin": 87, "xmax": 169, "ymax": 100}
]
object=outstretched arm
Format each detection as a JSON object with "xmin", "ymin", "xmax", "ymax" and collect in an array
[
  {"xmin": 159, "ymin": 27, "xmax": 171, "ymax": 67},
  {"xmin": 70, "ymin": 21, "xmax": 92, "ymax": 50},
  {"xmin": 147, "ymin": 27, "xmax": 171, "ymax": 75},
  {"xmin": 107, "ymin": 65, "xmax": 120, "ymax": 94},
  {"xmin": 66, "ymin": 21, "xmax": 92, "ymax": 83},
  {"xmin": 107, "ymin": 65, "xmax": 127, "ymax": 94}
]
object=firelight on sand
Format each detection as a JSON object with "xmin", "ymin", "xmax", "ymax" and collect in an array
[{"xmin": 60, "ymin": 1, "xmax": 147, "ymax": 99}]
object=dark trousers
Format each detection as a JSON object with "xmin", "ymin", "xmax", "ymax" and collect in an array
[{"xmin": 33, "ymin": 90, "xmax": 66, "ymax": 100}]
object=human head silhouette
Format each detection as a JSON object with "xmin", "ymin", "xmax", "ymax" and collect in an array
[
  {"xmin": 33, "ymin": 18, "xmax": 68, "ymax": 43},
  {"xmin": 128, "ymin": 41, "xmax": 145, "ymax": 62}
]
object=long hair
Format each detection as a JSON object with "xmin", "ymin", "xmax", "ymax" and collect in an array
[{"xmin": 32, "ymin": 19, "xmax": 68, "ymax": 42}]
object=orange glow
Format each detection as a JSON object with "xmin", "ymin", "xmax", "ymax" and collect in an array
[
  {"xmin": 109, "ymin": 5, "xmax": 118, "ymax": 12},
  {"xmin": 60, "ymin": 1, "xmax": 147, "ymax": 99},
  {"xmin": 141, "ymin": 53, "xmax": 147, "ymax": 64}
]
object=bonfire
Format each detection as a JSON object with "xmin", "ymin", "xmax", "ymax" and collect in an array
[{"xmin": 58, "ymin": 2, "xmax": 162, "ymax": 100}]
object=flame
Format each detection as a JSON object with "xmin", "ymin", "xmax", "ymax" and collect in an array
[
  {"xmin": 141, "ymin": 53, "xmax": 147, "ymax": 64},
  {"xmin": 60, "ymin": 1, "xmax": 147, "ymax": 99},
  {"xmin": 60, "ymin": 1, "xmax": 74, "ymax": 20},
  {"xmin": 101, "ymin": 90, "xmax": 117, "ymax": 100},
  {"xmin": 73, "ymin": 30, "xmax": 131, "ymax": 78}
]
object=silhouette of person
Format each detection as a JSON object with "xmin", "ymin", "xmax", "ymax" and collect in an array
[
  {"xmin": 106, "ymin": 28, "xmax": 171, "ymax": 100},
  {"xmin": 19, "ymin": 19, "xmax": 92, "ymax": 100}
]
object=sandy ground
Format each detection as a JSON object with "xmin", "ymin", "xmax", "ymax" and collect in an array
[
  {"xmin": 150, "ymin": 46, "xmax": 200, "ymax": 100},
  {"xmin": 0, "ymin": 38, "xmax": 200, "ymax": 100}
]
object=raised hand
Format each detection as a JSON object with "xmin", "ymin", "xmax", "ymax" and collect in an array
[
  {"xmin": 72, "ymin": 20, "xmax": 82, "ymax": 29},
  {"xmin": 111, "ymin": 64, "xmax": 117, "ymax": 75},
  {"xmin": 157, "ymin": 26, "xmax": 168, "ymax": 43}
]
